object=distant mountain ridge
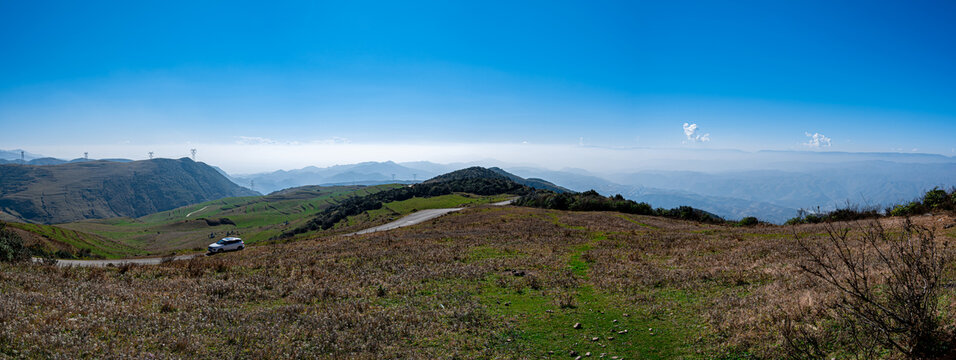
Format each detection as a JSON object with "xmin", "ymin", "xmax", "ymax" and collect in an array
[
  {"xmin": 0, "ymin": 158, "xmax": 259, "ymax": 224},
  {"xmin": 424, "ymin": 166, "xmax": 571, "ymax": 193},
  {"xmin": 6, "ymin": 150, "xmax": 944, "ymax": 224},
  {"xmin": 232, "ymin": 161, "xmax": 443, "ymax": 194}
]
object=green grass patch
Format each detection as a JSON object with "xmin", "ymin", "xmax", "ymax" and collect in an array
[
  {"xmin": 344, "ymin": 193, "xmax": 513, "ymax": 228},
  {"xmin": 6, "ymin": 222, "xmax": 141, "ymax": 259},
  {"xmin": 616, "ymin": 214, "xmax": 660, "ymax": 229},
  {"xmin": 466, "ymin": 245, "xmax": 525, "ymax": 263},
  {"xmin": 476, "ymin": 276, "xmax": 707, "ymax": 358},
  {"xmin": 47, "ymin": 185, "xmax": 402, "ymax": 257}
]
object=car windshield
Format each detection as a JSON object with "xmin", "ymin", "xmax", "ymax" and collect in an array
[{"xmin": 216, "ymin": 239, "xmax": 228, "ymax": 244}]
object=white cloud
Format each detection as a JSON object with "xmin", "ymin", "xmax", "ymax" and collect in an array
[
  {"xmin": 803, "ymin": 132, "xmax": 832, "ymax": 148},
  {"xmin": 682, "ymin": 123, "xmax": 710, "ymax": 142},
  {"xmin": 310, "ymin": 137, "xmax": 351, "ymax": 145},
  {"xmin": 237, "ymin": 136, "xmax": 351, "ymax": 146},
  {"xmin": 236, "ymin": 136, "xmax": 278, "ymax": 145}
]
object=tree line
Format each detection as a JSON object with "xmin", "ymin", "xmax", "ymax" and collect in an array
[
  {"xmin": 513, "ymin": 190, "xmax": 730, "ymax": 224},
  {"xmin": 278, "ymin": 177, "xmax": 533, "ymax": 238}
]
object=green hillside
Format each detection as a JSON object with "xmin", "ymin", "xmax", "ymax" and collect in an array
[
  {"xmin": 5, "ymin": 222, "xmax": 139, "ymax": 259},
  {"xmin": 49, "ymin": 185, "xmax": 400, "ymax": 257},
  {"xmin": 339, "ymin": 193, "xmax": 513, "ymax": 229},
  {"xmin": 13, "ymin": 179, "xmax": 516, "ymax": 258},
  {"xmin": 0, "ymin": 158, "xmax": 258, "ymax": 224}
]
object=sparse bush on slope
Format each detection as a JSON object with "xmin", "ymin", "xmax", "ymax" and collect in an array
[
  {"xmin": 785, "ymin": 205, "xmax": 882, "ymax": 225},
  {"xmin": 922, "ymin": 188, "xmax": 951, "ymax": 210},
  {"xmin": 0, "ymin": 222, "xmax": 30, "ymax": 263},
  {"xmin": 784, "ymin": 220, "xmax": 952, "ymax": 359},
  {"xmin": 787, "ymin": 188, "xmax": 956, "ymax": 225},
  {"xmin": 736, "ymin": 216, "xmax": 759, "ymax": 227},
  {"xmin": 515, "ymin": 189, "xmax": 729, "ymax": 224}
]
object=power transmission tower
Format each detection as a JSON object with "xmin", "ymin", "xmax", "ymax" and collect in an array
[
  {"xmin": 20, "ymin": 151, "xmax": 24, "ymax": 164},
  {"xmin": 250, "ymin": 180, "xmax": 254, "ymax": 192},
  {"xmin": 391, "ymin": 173, "xmax": 396, "ymax": 181},
  {"xmin": 190, "ymin": 149, "xmax": 197, "ymax": 160},
  {"xmin": 148, "ymin": 151, "xmax": 154, "ymax": 159},
  {"xmin": 413, "ymin": 174, "xmax": 417, "ymax": 181},
  {"xmin": 84, "ymin": 152, "xmax": 88, "ymax": 160}
]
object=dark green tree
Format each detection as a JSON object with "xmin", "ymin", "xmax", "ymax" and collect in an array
[{"xmin": 0, "ymin": 222, "xmax": 30, "ymax": 263}]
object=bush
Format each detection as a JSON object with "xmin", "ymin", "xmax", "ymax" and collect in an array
[
  {"xmin": 923, "ymin": 188, "xmax": 949, "ymax": 209},
  {"xmin": 0, "ymin": 222, "xmax": 30, "ymax": 263},
  {"xmin": 515, "ymin": 190, "xmax": 726, "ymax": 224},
  {"xmin": 787, "ymin": 205, "xmax": 882, "ymax": 225},
  {"xmin": 737, "ymin": 216, "xmax": 759, "ymax": 227},
  {"xmin": 889, "ymin": 202, "xmax": 925, "ymax": 217},
  {"xmin": 784, "ymin": 220, "xmax": 952, "ymax": 359}
]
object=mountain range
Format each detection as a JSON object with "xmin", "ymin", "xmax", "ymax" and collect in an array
[
  {"xmin": 226, "ymin": 156, "xmax": 956, "ymax": 223},
  {"xmin": 0, "ymin": 158, "xmax": 258, "ymax": 224},
  {"xmin": 3, "ymin": 150, "xmax": 954, "ymax": 224}
]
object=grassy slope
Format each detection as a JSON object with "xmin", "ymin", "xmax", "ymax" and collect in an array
[
  {"xmin": 25, "ymin": 186, "xmax": 509, "ymax": 258},
  {"xmin": 5, "ymin": 208, "xmax": 951, "ymax": 357},
  {"xmin": 5, "ymin": 222, "xmax": 139, "ymax": 258},
  {"xmin": 46, "ymin": 185, "xmax": 400, "ymax": 257},
  {"xmin": 338, "ymin": 193, "xmax": 513, "ymax": 230},
  {"xmin": 0, "ymin": 158, "xmax": 257, "ymax": 224}
]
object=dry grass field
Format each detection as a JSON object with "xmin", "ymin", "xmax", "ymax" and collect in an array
[{"xmin": 2, "ymin": 206, "xmax": 955, "ymax": 358}]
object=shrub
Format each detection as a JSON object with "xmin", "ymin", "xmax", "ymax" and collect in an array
[
  {"xmin": 515, "ymin": 190, "xmax": 725, "ymax": 224},
  {"xmin": 737, "ymin": 216, "xmax": 759, "ymax": 227},
  {"xmin": 161, "ymin": 253, "xmax": 178, "ymax": 264},
  {"xmin": 0, "ymin": 222, "xmax": 30, "ymax": 263},
  {"xmin": 787, "ymin": 205, "xmax": 882, "ymax": 225},
  {"xmin": 922, "ymin": 188, "xmax": 949, "ymax": 209},
  {"xmin": 785, "ymin": 220, "xmax": 952, "ymax": 359},
  {"xmin": 889, "ymin": 202, "xmax": 925, "ymax": 217}
]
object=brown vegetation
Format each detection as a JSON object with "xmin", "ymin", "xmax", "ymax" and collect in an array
[{"xmin": 1, "ymin": 207, "xmax": 954, "ymax": 358}]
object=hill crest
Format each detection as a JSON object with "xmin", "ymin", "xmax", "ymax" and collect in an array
[{"xmin": 0, "ymin": 158, "xmax": 259, "ymax": 224}]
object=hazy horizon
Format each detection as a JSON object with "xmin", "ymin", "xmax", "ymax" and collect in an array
[
  {"xmin": 3, "ymin": 2, "xmax": 956, "ymax": 174},
  {"xmin": 4, "ymin": 144, "xmax": 955, "ymax": 176}
]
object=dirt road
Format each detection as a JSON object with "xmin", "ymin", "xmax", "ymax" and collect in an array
[
  {"xmin": 39, "ymin": 198, "xmax": 515, "ymax": 267},
  {"xmin": 35, "ymin": 254, "xmax": 203, "ymax": 267},
  {"xmin": 347, "ymin": 208, "xmax": 464, "ymax": 236}
]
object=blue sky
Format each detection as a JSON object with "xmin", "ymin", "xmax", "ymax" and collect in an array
[{"xmin": 1, "ymin": 1, "xmax": 954, "ymax": 172}]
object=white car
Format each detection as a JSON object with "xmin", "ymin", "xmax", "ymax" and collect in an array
[{"xmin": 208, "ymin": 237, "xmax": 244, "ymax": 254}]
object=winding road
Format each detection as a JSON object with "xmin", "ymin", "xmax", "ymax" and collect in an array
[
  {"xmin": 38, "ymin": 199, "xmax": 515, "ymax": 267},
  {"xmin": 346, "ymin": 208, "xmax": 463, "ymax": 236}
]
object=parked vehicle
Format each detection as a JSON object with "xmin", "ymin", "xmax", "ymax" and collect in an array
[{"xmin": 208, "ymin": 237, "xmax": 244, "ymax": 253}]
